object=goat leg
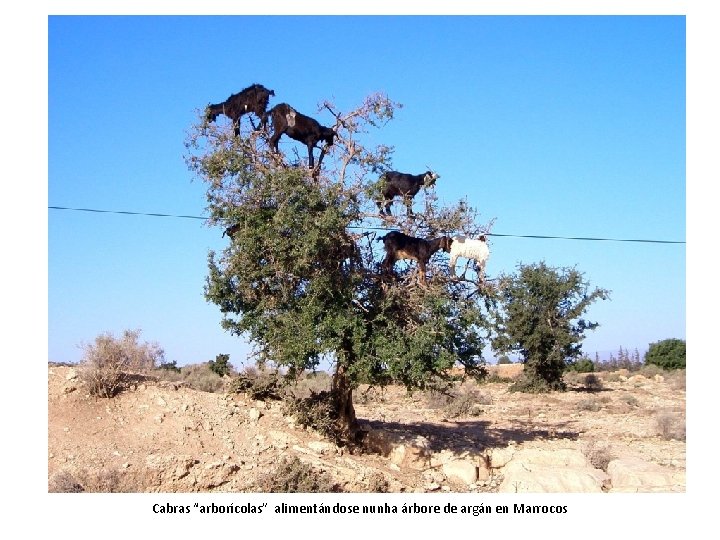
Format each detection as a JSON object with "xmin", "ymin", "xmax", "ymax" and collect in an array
[{"xmin": 307, "ymin": 144, "xmax": 315, "ymax": 169}]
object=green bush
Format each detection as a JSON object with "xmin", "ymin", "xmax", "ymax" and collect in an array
[
  {"xmin": 566, "ymin": 358, "xmax": 595, "ymax": 373},
  {"xmin": 208, "ymin": 353, "xmax": 232, "ymax": 377},
  {"xmin": 645, "ymin": 338, "xmax": 686, "ymax": 370},
  {"xmin": 496, "ymin": 356, "xmax": 513, "ymax": 365}
]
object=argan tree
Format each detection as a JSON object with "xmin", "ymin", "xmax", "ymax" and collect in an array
[
  {"xmin": 491, "ymin": 262, "xmax": 609, "ymax": 392},
  {"xmin": 185, "ymin": 93, "xmax": 492, "ymax": 442}
]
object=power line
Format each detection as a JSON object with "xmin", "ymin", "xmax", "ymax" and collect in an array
[
  {"xmin": 48, "ymin": 205, "xmax": 685, "ymax": 245},
  {"xmin": 48, "ymin": 206, "xmax": 207, "ymax": 220}
]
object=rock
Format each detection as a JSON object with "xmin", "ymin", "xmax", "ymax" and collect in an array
[
  {"xmin": 487, "ymin": 447, "xmax": 516, "ymax": 468},
  {"xmin": 510, "ymin": 447, "xmax": 589, "ymax": 467},
  {"xmin": 607, "ymin": 457, "xmax": 685, "ymax": 492},
  {"xmin": 390, "ymin": 438, "xmax": 431, "ymax": 470},
  {"xmin": 248, "ymin": 408, "xmax": 262, "ymax": 422},
  {"xmin": 443, "ymin": 460, "xmax": 478, "ymax": 484},
  {"xmin": 364, "ymin": 429, "xmax": 430, "ymax": 469},
  {"xmin": 497, "ymin": 447, "xmax": 607, "ymax": 493},
  {"xmin": 499, "ymin": 462, "xmax": 609, "ymax": 493},
  {"xmin": 308, "ymin": 441, "xmax": 337, "ymax": 455}
]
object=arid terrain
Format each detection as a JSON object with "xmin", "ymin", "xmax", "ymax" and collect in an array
[{"xmin": 48, "ymin": 363, "xmax": 685, "ymax": 493}]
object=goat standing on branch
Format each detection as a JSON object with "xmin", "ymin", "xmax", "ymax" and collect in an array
[
  {"xmin": 206, "ymin": 84, "xmax": 275, "ymax": 136},
  {"xmin": 263, "ymin": 103, "xmax": 336, "ymax": 170},
  {"xmin": 448, "ymin": 235, "xmax": 490, "ymax": 280},
  {"xmin": 380, "ymin": 231, "xmax": 453, "ymax": 285},
  {"xmin": 377, "ymin": 169, "xmax": 439, "ymax": 217}
]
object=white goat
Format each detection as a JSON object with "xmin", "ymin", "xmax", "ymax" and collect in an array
[{"xmin": 448, "ymin": 235, "xmax": 490, "ymax": 279}]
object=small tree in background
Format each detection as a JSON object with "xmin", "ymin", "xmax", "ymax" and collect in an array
[
  {"xmin": 645, "ymin": 338, "xmax": 686, "ymax": 370},
  {"xmin": 492, "ymin": 262, "xmax": 609, "ymax": 392},
  {"xmin": 566, "ymin": 357, "xmax": 595, "ymax": 373},
  {"xmin": 209, "ymin": 353, "xmax": 232, "ymax": 376}
]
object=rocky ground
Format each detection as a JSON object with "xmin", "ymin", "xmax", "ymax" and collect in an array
[{"xmin": 47, "ymin": 364, "xmax": 686, "ymax": 493}]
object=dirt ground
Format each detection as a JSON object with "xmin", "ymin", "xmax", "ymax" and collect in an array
[{"xmin": 47, "ymin": 363, "xmax": 686, "ymax": 493}]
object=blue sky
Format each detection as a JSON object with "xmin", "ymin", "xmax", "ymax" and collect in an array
[{"xmin": 47, "ymin": 14, "xmax": 686, "ymax": 368}]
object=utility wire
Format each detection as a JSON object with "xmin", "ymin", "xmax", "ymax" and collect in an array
[{"xmin": 48, "ymin": 205, "xmax": 686, "ymax": 245}]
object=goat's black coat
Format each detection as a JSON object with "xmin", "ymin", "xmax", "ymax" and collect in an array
[
  {"xmin": 377, "ymin": 170, "xmax": 439, "ymax": 216},
  {"xmin": 263, "ymin": 103, "xmax": 335, "ymax": 169},
  {"xmin": 380, "ymin": 231, "xmax": 452, "ymax": 284},
  {"xmin": 206, "ymin": 84, "xmax": 275, "ymax": 136}
]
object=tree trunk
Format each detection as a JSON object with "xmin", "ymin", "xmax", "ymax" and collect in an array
[{"xmin": 332, "ymin": 359, "xmax": 359, "ymax": 442}]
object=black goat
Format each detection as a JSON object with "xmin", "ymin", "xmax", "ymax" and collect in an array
[
  {"xmin": 206, "ymin": 84, "xmax": 275, "ymax": 136},
  {"xmin": 222, "ymin": 223, "xmax": 241, "ymax": 238},
  {"xmin": 263, "ymin": 103, "xmax": 336, "ymax": 169},
  {"xmin": 380, "ymin": 231, "xmax": 453, "ymax": 285},
  {"xmin": 377, "ymin": 170, "xmax": 440, "ymax": 216}
]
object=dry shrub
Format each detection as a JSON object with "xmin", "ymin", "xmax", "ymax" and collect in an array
[
  {"xmin": 285, "ymin": 371, "xmax": 332, "ymax": 399},
  {"xmin": 583, "ymin": 373, "xmax": 604, "ymax": 391},
  {"xmin": 353, "ymin": 385, "xmax": 387, "ymax": 405},
  {"xmin": 426, "ymin": 387, "xmax": 490, "ymax": 418},
  {"xmin": 229, "ymin": 367, "xmax": 285, "ymax": 400},
  {"xmin": 665, "ymin": 369, "xmax": 686, "ymax": 391},
  {"xmin": 284, "ymin": 390, "xmax": 342, "ymax": 443},
  {"xmin": 49, "ymin": 469, "xmax": 136, "ymax": 493},
  {"xmin": 583, "ymin": 440, "xmax": 615, "ymax": 471},
  {"xmin": 656, "ymin": 411, "xmax": 686, "ymax": 441},
  {"xmin": 601, "ymin": 371, "xmax": 623, "ymax": 382},
  {"xmin": 79, "ymin": 329, "xmax": 164, "ymax": 398},
  {"xmin": 48, "ymin": 471, "xmax": 84, "ymax": 493},
  {"xmin": 618, "ymin": 394, "xmax": 640, "ymax": 408},
  {"xmin": 181, "ymin": 363, "xmax": 226, "ymax": 393},
  {"xmin": 577, "ymin": 398, "xmax": 601, "ymax": 412},
  {"xmin": 563, "ymin": 371, "xmax": 582, "ymax": 385},
  {"xmin": 639, "ymin": 364, "xmax": 664, "ymax": 378},
  {"xmin": 255, "ymin": 457, "xmax": 340, "ymax": 493},
  {"xmin": 367, "ymin": 472, "xmax": 390, "ymax": 493}
]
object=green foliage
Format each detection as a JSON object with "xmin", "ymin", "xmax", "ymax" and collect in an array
[
  {"xmin": 644, "ymin": 338, "xmax": 686, "ymax": 370},
  {"xmin": 79, "ymin": 329, "xmax": 164, "ymax": 398},
  {"xmin": 492, "ymin": 262, "xmax": 609, "ymax": 393},
  {"xmin": 496, "ymin": 355, "xmax": 513, "ymax": 365},
  {"xmin": 566, "ymin": 357, "xmax": 595, "ymax": 373},
  {"xmin": 208, "ymin": 353, "xmax": 231, "ymax": 377},
  {"xmin": 186, "ymin": 93, "xmax": 492, "ymax": 438}
]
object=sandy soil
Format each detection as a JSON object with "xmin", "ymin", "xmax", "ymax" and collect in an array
[{"xmin": 48, "ymin": 364, "xmax": 685, "ymax": 493}]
